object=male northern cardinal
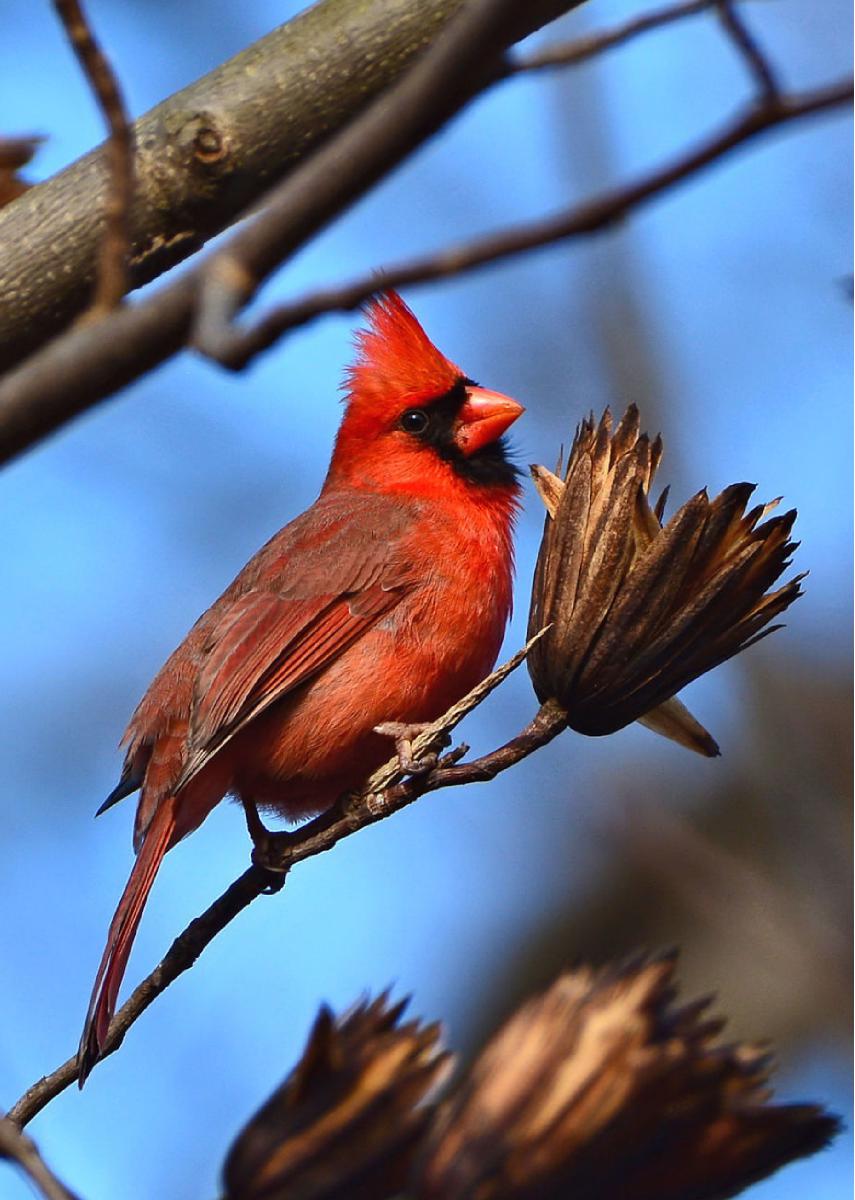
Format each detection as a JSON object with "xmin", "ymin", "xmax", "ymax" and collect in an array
[{"xmin": 79, "ymin": 292, "xmax": 523, "ymax": 1081}]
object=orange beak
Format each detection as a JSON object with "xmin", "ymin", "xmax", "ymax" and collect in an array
[{"xmin": 455, "ymin": 386, "xmax": 524, "ymax": 457}]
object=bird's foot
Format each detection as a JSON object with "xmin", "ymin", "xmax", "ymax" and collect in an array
[
  {"xmin": 374, "ymin": 721, "xmax": 451, "ymax": 776},
  {"xmin": 241, "ymin": 797, "xmax": 294, "ymax": 885}
]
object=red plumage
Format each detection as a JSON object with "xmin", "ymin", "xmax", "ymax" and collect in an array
[{"xmin": 79, "ymin": 292, "xmax": 523, "ymax": 1081}]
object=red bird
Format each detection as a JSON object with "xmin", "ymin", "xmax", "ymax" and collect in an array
[{"xmin": 79, "ymin": 292, "xmax": 523, "ymax": 1081}]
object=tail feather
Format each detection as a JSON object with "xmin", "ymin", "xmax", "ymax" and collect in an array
[
  {"xmin": 95, "ymin": 770, "xmax": 142, "ymax": 817},
  {"xmin": 78, "ymin": 800, "xmax": 175, "ymax": 1085}
]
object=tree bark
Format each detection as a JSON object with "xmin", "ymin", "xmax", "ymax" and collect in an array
[
  {"xmin": 0, "ymin": 0, "xmax": 584, "ymax": 465},
  {"xmin": 0, "ymin": 0, "xmax": 473, "ymax": 371}
]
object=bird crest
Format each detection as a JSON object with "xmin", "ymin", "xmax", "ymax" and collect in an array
[{"xmin": 344, "ymin": 292, "xmax": 463, "ymax": 414}]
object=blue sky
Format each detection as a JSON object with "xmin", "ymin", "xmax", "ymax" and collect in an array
[{"xmin": 0, "ymin": 1, "xmax": 851, "ymax": 1197}]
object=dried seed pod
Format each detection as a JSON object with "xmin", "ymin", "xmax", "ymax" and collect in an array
[
  {"xmin": 415, "ymin": 956, "xmax": 838, "ymax": 1200},
  {"xmin": 527, "ymin": 407, "xmax": 804, "ymax": 755},
  {"xmin": 222, "ymin": 993, "xmax": 451, "ymax": 1200}
]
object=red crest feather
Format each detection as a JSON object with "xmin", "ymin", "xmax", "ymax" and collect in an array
[{"xmin": 345, "ymin": 292, "xmax": 463, "ymax": 412}]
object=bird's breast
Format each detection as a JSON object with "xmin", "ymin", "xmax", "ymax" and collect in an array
[{"xmin": 231, "ymin": 507, "xmax": 514, "ymax": 820}]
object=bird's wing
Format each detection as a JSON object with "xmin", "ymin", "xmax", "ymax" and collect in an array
[{"xmin": 173, "ymin": 562, "xmax": 410, "ymax": 795}]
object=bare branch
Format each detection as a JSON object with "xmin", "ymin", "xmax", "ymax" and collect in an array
[
  {"xmin": 0, "ymin": 0, "xmax": 582, "ymax": 467},
  {"xmin": 189, "ymin": 80, "xmax": 853, "ymax": 371},
  {"xmin": 8, "ymin": 865, "xmax": 271, "ymax": 1129},
  {"xmin": 0, "ymin": 0, "xmax": 464, "ymax": 365},
  {"xmin": 53, "ymin": 0, "xmax": 134, "ymax": 312},
  {"xmin": 0, "ymin": 1117, "xmax": 80, "ymax": 1200},
  {"xmin": 0, "ymin": 0, "xmax": 844, "ymax": 466},
  {"xmin": 715, "ymin": 0, "xmax": 781, "ymax": 102},
  {"xmin": 509, "ymin": 0, "xmax": 718, "ymax": 74},
  {"xmin": 0, "ymin": 1, "xmax": 846, "ymax": 461},
  {"xmin": 190, "ymin": 0, "xmax": 580, "ymax": 360},
  {"xmin": 0, "ymin": 0, "xmax": 577, "ymax": 374},
  {"xmin": 7, "ymin": 639, "xmax": 565, "ymax": 1128}
]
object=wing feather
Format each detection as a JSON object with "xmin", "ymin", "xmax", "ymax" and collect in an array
[
  {"xmin": 175, "ymin": 577, "xmax": 406, "ymax": 792},
  {"xmin": 120, "ymin": 491, "xmax": 421, "ymax": 806}
]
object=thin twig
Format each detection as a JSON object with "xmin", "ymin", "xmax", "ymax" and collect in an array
[
  {"xmin": 7, "ymin": 639, "xmax": 565, "ymax": 1128},
  {"xmin": 0, "ymin": 24, "xmax": 849, "ymax": 460},
  {"xmin": 53, "ymin": 0, "xmax": 134, "ymax": 312},
  {"xmin": 0, "ymin": 1117, "xmax": 80, "ymax": 1200},
  {"xmin": 191, "ymin": 81, "xmax": 852, "ymax": 370},
  {"xmin": 8, "ymin": 866, "xmax": 271, "ymax": 1129},
  {"xmin": 715, "ymin": 0, "xmax": 780, "ymax": 102},
  {"xmin": 509, "ymin": 0, "xmax": 718, "ymax": 74}
]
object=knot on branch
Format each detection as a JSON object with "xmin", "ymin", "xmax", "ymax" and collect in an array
[
  {"xmin": 192, "ymin": 122, "xmax": 229, "ymax": 166},
  {"xmin": 0, "ymin": 135, "xmax": 42, "ymax": 210},
  {"xmin": 172, "ymin": 111, "xmax": 232, "ymax": 173}
]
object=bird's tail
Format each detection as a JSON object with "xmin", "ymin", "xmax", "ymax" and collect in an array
[{"xmin": 77, "ymin": 798, "xmax": 175, "ymax": 1085}]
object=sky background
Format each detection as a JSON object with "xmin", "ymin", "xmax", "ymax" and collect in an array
[{"xmin": 0, "ymin": 1, "xmax": 851, "ymax": 1197}]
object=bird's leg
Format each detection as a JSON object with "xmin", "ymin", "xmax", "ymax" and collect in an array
[
  {"xmin": 241, "ymin": 796, "xmax": 294, "ymax": 883},
  {"xmin": 374, "ymin": 721, "xmax": 452, "ymax": 776}
]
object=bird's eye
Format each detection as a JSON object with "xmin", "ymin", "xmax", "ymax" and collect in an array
[{"xmin": 400, "ymin": 408, "xmax": 430, "ymax": 435}]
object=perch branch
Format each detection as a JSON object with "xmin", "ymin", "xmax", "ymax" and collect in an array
[
  {"xmin": 184, "ymin": 79, "xmax": 853, "ymax": 369},
  {"xmin": 0, "ymin": 1117, "xmax": 80, "ymax": 1200},
  {"xmin": 53, "ymin": 0, "xmax": 134, "ymax": 312},
  {"xmin": 7, "ymin": 637, "xmax": 566, "ymax": 1128}
]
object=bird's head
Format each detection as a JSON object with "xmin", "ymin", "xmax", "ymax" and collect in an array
[{"xmin": 326, "ymin": 292, "xmax": 524, "ymax": 496}]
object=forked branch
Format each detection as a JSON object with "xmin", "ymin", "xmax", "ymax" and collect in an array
[
  {"xmin": 191, "ymin": 79, "xmax": 851, "ymax": 370},
  {"xmin": 0, "ymin": 0, "xmax": 849, "ymax": 465}
]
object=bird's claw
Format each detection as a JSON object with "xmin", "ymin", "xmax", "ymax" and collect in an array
[
  {"xmin": 242, "ymin": 796, "xmax": 294, "ymax": 880},
  {"xmin": 375, "ymin": 721, "xmax": 451, "ymax": 776},
  {"xmin": 250, "ymin": 833, "xmax": 294, "ymax": 878}
]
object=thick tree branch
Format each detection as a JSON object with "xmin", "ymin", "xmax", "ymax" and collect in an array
[
  {"xmin": 7, "ymin": 639, "xmax": 564, "ymax": 1127},
  {"xmin": 0, "ymin": 80, "xmax": 849, "ymax": 467},
  {"xmin": 0, "ymin": 0, "xmax": 467, "ymax": 368},
  {"xmin": 0, "ymin": 0, "xmax": 581, "ymax": 467},
  {"xmin": 0, "ymin": 0, "xmax": 576, "ymax": 373},
  {"xmin": 184, "ymin": 80, "xmax": 854, "ymax": 369},
  {"xmin": 53, "ymin": 0, "xmax": 134, "ymax": 312}
]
